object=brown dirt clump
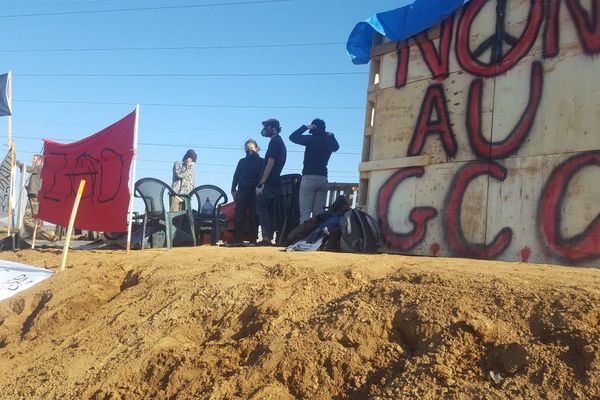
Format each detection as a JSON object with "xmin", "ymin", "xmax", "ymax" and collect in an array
[{"xmin": 0, "ymin": 247, "xmax": 598, "ymax": 399}]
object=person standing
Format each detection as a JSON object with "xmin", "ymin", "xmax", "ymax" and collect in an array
[
  {"xmin": 231, "ymin": 139, "xmax": 264, "ymax": 243},
  {"xmin": 256, "ymin": 118, "xmax": 287, "ymax": 245},
  {"xmin": 17, "ymin": 154, "xmax": 54, "ymax": 240},
  {"xmin": 171, "ymin": 149, "xmax": 197, "ymax": 211},
  {"xmin": 289, "ymin": 118, "xmax": 339, "ymax": 223}
]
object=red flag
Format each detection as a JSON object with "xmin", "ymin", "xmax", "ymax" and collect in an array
[{"xmin": 38, "ymin": 110, "xmax": 136, "ymax": 232}]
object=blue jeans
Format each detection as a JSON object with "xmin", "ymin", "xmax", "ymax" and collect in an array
[
  {"xmin": 257, "ymin": 184, "xmax": 280, "ymax": 240},
  {"xmin": 299, "ymin": 175, "xmax": 328, "ymax": 223}
]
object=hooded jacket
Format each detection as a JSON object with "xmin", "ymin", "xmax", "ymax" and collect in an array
[{"xmin": 289, "ymin": 125, "xmax": 340, "ymax": 177}]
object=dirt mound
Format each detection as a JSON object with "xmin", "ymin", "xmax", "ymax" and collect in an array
[{"xmin": 0, "ymin": 248, "xmax": 599, "ymax": 399}]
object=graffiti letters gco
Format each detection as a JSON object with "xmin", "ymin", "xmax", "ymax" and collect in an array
[{"xmin": 379, "ymin": 0, "xmax": 600, "ymax": 262}]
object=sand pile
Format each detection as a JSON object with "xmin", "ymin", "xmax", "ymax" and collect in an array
[{"xmin": 0, "ymin": 247, "xmax": 598, "ymax": 399}]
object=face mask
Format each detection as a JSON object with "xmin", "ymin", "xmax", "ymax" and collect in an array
[{"xmin": 261, "ymin": 128, "xmax": 271, "ymax": 137}]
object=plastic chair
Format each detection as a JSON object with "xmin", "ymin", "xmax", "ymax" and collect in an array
[
  {"xmin": 134, "ymin": 177, "xmax": 196, "ymax": 249},
  {"xmin": 189, "ymin": 185, "xmax": 228, "ymax": 244}
]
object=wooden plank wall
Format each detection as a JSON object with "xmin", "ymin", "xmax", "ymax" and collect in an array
[{"xmin": 360, "ymin": 0, "xmax": 600, "ymax": 266}]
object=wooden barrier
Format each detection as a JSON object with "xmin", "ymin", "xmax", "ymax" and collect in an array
[{"xmin": 360, "ymin": 0, "xmax": 600, "ymax": 266}]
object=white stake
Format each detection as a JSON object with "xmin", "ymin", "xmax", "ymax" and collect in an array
[
  {"xmin": 31, "ymin": 218, "xmax": 38, "ymax": 250},
  {"xmin": 60, "ymin": 180, "xmax": 86, "ymax": 271}
]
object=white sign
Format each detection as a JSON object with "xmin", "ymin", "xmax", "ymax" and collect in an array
[{"xmin": 0, "ymin": 260, "xmax": 53, "ymax": 301}]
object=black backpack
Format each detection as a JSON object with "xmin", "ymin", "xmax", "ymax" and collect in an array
[{"xmin": 338, "ymin": 209, "xmax": 380, "ymax": 253}]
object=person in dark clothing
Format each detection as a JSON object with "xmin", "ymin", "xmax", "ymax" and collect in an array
[
  {"xmin": 231, "ymin": 139, "xmax": 264, "ymax": 243},
  {"xmin": 16, "ymin": 154, "xmax": 54, "ymax": 240},
  {"xmin": 289, "ymin": 118, "xmax": 339, "ymax": 223},
  {"xmin": 256, "ymin": 118, "xmax": 287, "ymax": 245}
]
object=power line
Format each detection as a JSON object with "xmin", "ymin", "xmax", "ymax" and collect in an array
[
  {"xmin": 14, "ymin": 150, "xmax": 357, "ymax": 174},
  {"xmin": 12, "ymin": 129, "xmax": 362, "ymax": 146},
  {"xmin": 0, "ymin": 0, "xmax": 292, "ymax": 19},
  {"xmin": 11, "ymin": 154, "xmax": 357, "ymax": 178},
  {"xmin": 137, "ymin": 161, "xmax": 357, "ymax": 174},
  {"xmin": 0, "ymin": 0, "xmax": 132, "ymax": 12},
  {"xmin": 12, "ymin": 135, "xmax": 362, "ymax": 155},
  {"xmin": 15, "ymin": 99, "xmax": 364, "ymax": 110},
  {"xmin": 0, "ymin": 42, "xmax": 346, "ymax": 53},
  {"xmin": 16, "ymin": 120, "xmax": 364, "ymax": 134},
  {"xmin": 137, "ymin": 143, "xmax": 360, "ymax": 154},
  {"xmin": 16, "ymin": 71, "xmax": 364, "ymax": 78}
]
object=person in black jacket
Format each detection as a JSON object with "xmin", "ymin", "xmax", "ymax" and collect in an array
[
  {"xmin": 231, "ymin": 139, "xmax": 264, "ymax": 243},
  {"xmin": 289, "ymin": 118, "xmax": 339, "ymax": 223},
  {"xmin": 256, "ymin": 118, "xmax": 287, "ymax": 245}
]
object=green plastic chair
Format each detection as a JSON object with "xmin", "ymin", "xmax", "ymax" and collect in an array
[
  {"xmin": 190, "ymin": 184, "xmax": 228, "ymax": 245},
  {"xmin": 134, "ymin": 177, "xmax": 196, "ymax": 249}
]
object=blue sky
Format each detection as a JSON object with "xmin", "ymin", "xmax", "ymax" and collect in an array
[{"xmin": 0, "ymin": 0, "xmax": 401, "ymax": 212}]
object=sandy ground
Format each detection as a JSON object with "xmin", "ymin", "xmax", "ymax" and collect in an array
[{"xmin": 0, "ymin": 247, "xmax": 598, "ymax": 399}]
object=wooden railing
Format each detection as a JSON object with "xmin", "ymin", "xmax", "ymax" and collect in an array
[{"xmin": 325, "ymin": 182, "xmax": 359, "ymax": 209}]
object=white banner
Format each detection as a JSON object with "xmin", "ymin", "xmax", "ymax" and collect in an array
[
  {"xmin": 0, "ymin": 150, "xmax": 11, "ymax": 217},
  {"xmin": 0, "ymin": 260, "xmax": 53, "ymax": 301}
]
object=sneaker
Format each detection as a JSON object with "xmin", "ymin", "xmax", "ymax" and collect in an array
[{"xmin": 255, "ymin": 240, "xmax": 272, "ymax": 247}]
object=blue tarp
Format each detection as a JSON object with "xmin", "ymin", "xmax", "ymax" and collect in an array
[{"xmin": 346, "ymin": 0, "xmax": 470, "ymax": 65}]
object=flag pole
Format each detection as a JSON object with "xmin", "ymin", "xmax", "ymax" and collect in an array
[
  {"xmin": 7, "ymin": 71, "xmax": 12, "ymax": 145},
  {"xmin": 6, "ymin": 71, "xmax": 13, "ymax": 239},
  {"xmin": 15, "ymin": 163, "xmax": 26, "ymax": 232},
  {"xmin": 126, "ymin": 105, "xmax": 139, "ymax": 254},
  {"xmin": 12, "ymin": 155, "xmax": 25, "ymax": 249}
]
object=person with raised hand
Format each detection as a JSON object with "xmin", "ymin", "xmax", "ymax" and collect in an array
[
  {"xmin": 171, "ymin": 149, "xmax": 197, "ymax": 211},
  {"xmin": 289, "ymin": 118, "xmax": 339, "ymax": 223}
]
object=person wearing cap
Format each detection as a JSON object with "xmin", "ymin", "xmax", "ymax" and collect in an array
[
  {"xmin": 171, "ymin": 149, "xmax": 197, "ymax": 211},
  {"xmin": 289, "ymin": 118, "xmax": 339, "ymax": 223},
  {"xmin": 231, "ymin": 139, "xmax": 264, "ymax": 243},
  {"xmin": 17, "ymin": 154, "xmax": 54, "ymax": 240},
  {"xmin": 256, "ymin": 118, "xmax": 287, "ymax": 245}
]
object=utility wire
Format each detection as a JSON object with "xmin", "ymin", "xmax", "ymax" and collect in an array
[
  {"xmin": 16, "ymin": 120, "xmax": 364, "ymax": 134},
  {"xmin": 15, "ymin": 99, "xmax": 364, "ymax": 110},
  {"xmin": 14, "ymin": 149, "xmax": 357, "ymax": 174},
  {"xmin": 146, "ymin": 169, "xmax": 356, "ymax": 176},
  {"xmin": 13, "ymin": 128, "xmax": 364, "ymax": 147},
  {"xmin": 17, "ymin": 71, "xmax": 364, "ymax": 78},
  {"xmin": 0, "ymin": 42, "xmax": 346, "ymax": 53},
  {"xmin": 12, "ymin": 152, "xmax": 357, "ymax": 178},
  {"xmin": 137, "ymin": 160, "xmax": 357, "ymax": 175},
  {"xmin": 136, "ymin": 142, "xmax": 361, "ymax": 154},
  {"xmin": 0, "ymin": 0, "xmax": 134, "ymax": 12},
  {"xmin": 0, "ymin": 0, "xmax": 292, "ymax": 19},
  {"xmin": 12, "ymin": 135, "xmax": 362, "ymax": 155}
]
